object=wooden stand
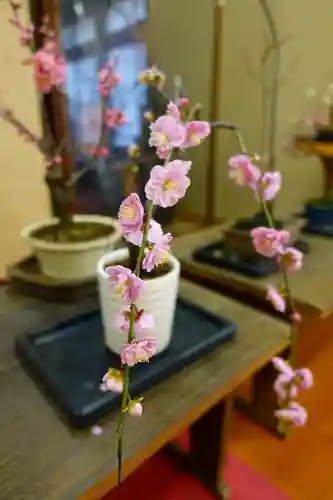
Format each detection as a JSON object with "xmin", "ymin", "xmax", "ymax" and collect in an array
[
  {"xmin": 165, "ymin": 396, "xmax": 232, "ymax": 499},
  {"xmin": 295, "ymin": 137, "xmax": 333, "ymax": 197},
  {"xmin": 7, "ymin": 256, "xmax": 97, "ymax": 302}
]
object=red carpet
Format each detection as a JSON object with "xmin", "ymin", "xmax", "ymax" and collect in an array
[{"xmin": 104, "ymin": 435, "xmax": 289, "ymax": 500}]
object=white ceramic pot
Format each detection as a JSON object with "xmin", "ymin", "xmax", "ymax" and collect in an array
[
  {"xmin": 97, "ymin": 247, "xmax": 180, "ymax": 355},
  {"xmin": 21, "ymin": 215, "xmax": 121, "ymax": 282}
]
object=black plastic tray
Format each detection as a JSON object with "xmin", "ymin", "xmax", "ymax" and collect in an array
[
  {"xmin": 193, "ymin": 239, "xmax": 309, "ymax": 278},
  {"xmin": 303, "ymin": 223, "xmax": 333, "ymax": 237},
  {"xmin": 15, "ymin": 298, "xmax": 237, "ymax": 428}
]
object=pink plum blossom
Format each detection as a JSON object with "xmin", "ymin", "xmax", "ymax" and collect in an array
[
  {"xmin": 19, "ymin": 24, "xmax": 34, "ymax": 46},
  {"xmin": 121, "ymin": 338, "xmax": 157, "ymax": 367},
  {"xmin": 9, "ymin": 15, "xmax": 34, "ymax": 46},
  {"xmin": 116, "ymin": 307, "xmax": 154, "ymax": 336},
  {"xmin": 98, "ymin": 63, "xmax": 120, "ymax": 95},
  {"xmin": 156, "ymin": 148, "xmax": 170, "ymax": 159},
  {"xmin": 251, "ymin": 227, "xmax": 290, "ymax": 258},
  {"xmin": 272, "ymin": 357, "xmax": 313, "ymax": 400},
  {"xmin": 228, "ymin": 155, "xmax": 260, "ymax": 188},
  {"xmin": 275, "ymin": 402, "xmax": 308, "ymax": 427},
  {"xmin": 107, "ymin": 265, "xmax": 143, "ymax": 303},
  {"xmin": 277, "ymin": 247, "xmax": 303, "ymax": 272},
  {"xmin": 295, "ymin": 367, "xmax": 314, "ymax": 391},
  {"xmin": 46, "ymin": 155, "xmax": 63, "ymax": 168},
  {"xmin": 266, "ymin": 285, "xmax": 286, "ymax": 313},
  {"xmin": 178, "ymin": 97, "xmax": 189, "ymax": 107},
  {"xmin": 125, "ymin": 218, "xmax": 170, "ymax": 249},
  {"xmin": 118, "ymin": 193, "xmax": 144, "ymax": 241},
  {"xmin": 166, "ymin": 101, "xmax": 181, "ymax": 121},
  {"xmin": 89, "ymin": 146, "xmax": 109, "ymax": 158},
  {"xmin": 25, "ymin": 46, "xmax": 66, "ymax": 93},
  {"xmin": 181, "ymin": 121, "xmax": 211, "ymax": 148},
  {"xmin": 274, "ymin": 373, "xmax": 298, "ymax": 400},
  {"xmin": 128, "ymin": 399, "xmax": 143, "ymax": 417},
  {"xmin": 100, "ymin": 369, "xmax": 124, "ymax": 393},
  {"xmin": 291, "ymin": 311, "xmax": 302, "ymax": 323},
  {"xmin": 272, "ymin": 357, "xmax": 298, "ymax": 400},
  {"xmin": 105, "ymin": 108, "xmax": 126, "ymax": 128},
  {"xmin": 149, "ymin": 115, "xmax": 185, "ymax": 154},
  {"xmin": 257, "ymin": 171, "xmax": 282, "ymax": 201},
  {"xmin": 145, "ymin": 159, "xmax": 191, "ymax": 208},
  {"xmin": 142, "ymin": 221, "xmax": 172, "ymax": 272}
]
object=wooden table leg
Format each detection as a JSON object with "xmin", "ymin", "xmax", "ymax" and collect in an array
[
  {"xmin": 234, "ymin": 347, "xmax": 289, "ymax": 439},
  {"xmin": 321, "ymin": 157, "xmax": 333, "ymax": 197},
  {"xmin": 164, "ymin": 396, "xmax": 232, "ymax": 499}
]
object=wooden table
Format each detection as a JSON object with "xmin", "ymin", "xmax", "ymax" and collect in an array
[
  {"xmin": 174, "ymin": 224, "xmax": 333, "ymax": 315},
  {"xmin": 0, "ymin": 282, "xmax": 289, "ymax": 500},
  {"xmin": 173, "ymin": 224, "xmax": 333, "ymax": 365}
]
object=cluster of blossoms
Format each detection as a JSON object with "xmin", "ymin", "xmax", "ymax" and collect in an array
[
  {"xmin": 272, "ymin": 357, "xmax": 313, "ymax": 426},
  {"xmin": 101, "ymin": 93, "xmax": 211, "ymax": 417},
  {"xmin": 8, "ymin": 1, "xmax": 66, "ymax": 95},
  {"xmin": 6, "ymin": 1, "xmax": 128, "ymax": 169},
  {"xmin": 228, "ymin": 154, "xmax": 313, "ymax": 426}
]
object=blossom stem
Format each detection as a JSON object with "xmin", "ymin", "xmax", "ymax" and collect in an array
[
  {"xmin": 116, "ymin": 148, "xmax": 172, "ymax": 482},
  {"xmin": 116, "ymin": 200, "xmax": 154, "ymax": 484},
  {"xmin": 260, "ymin": 200, "xmax": 298, "ymax": 367}
]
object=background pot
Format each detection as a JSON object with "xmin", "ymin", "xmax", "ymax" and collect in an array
[
  {"xmin": 305, "ymin": 199, "xmax": 333, "ymax": 227},
  {"xmin": 97, "ymin": 247, "xmax": 180, "ymax": 355},
  {"xmin": 21, "ymin": 214, "xmax": 121, "ymax": 281}
]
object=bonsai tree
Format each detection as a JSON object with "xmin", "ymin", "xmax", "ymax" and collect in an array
[{"xmin": 0, "ymin": 0, "xmax": 142, "ymax": 242}]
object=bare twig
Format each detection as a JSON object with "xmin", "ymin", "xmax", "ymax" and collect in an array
[{"xmin": 259, "ymin": 0, "xmax": 280, "ymax": 172}]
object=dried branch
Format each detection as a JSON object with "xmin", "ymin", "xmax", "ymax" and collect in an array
[{"xmin": 259, "ymin": 0, "xmax": 280, "ymax": 172}]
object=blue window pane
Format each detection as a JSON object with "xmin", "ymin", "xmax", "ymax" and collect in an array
[
  {"xmin": 108, "ymin": 42, "xmax": 148, "ymax": 148},
  {"xmin": 105, "ymin": 0, "xmax": 148, "ymax": 34}
]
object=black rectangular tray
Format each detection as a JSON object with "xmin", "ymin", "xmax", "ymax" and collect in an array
[
  {"xmin": 303, "ymin": 222, "xmax": 333, "ymax": 237},
  {"xmin": 193, "ymin": 239, "xmax": 309, "ymax": 278},
  {"xmin": 193, "ymin": 240, "xmax": 278, "ymax": 277},
  {"xmin": 15, "ymin": 298, "xmax": 237, "ymax": 428}
]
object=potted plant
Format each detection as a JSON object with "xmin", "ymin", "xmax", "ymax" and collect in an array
[
  {"xmin": 1, "ymin": 0, "xmax": 124, "ymax": 281},
  {"xmin": 97, "ymin": 89, "xmax": 208, "ymax": 355},
  {"xmin": 288, "ymin": 85, "xmax": 333, "ymax": 231},
  {"xmin": 201, "ymin": 0, "xmax": 307, "ymax": 273},
  {"xmin": 304, "ymin": 192, "xmax": 333, "ymax": 230}
]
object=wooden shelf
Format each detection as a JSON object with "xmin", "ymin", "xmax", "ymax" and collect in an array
[{"xmin": 294, "ymin": 137, "xmax": 333, "ymax": 159}]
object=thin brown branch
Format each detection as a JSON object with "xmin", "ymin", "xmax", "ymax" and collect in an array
[
  {"xmin": 259, "ymin": 0, "xmax": 280, "ymax": 172},
  {"xmin": 0, "ymin": 104, "xmax": 48, "ymax": 153}
]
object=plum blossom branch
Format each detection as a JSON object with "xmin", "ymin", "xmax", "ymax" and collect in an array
[
  {"xmin": 103, "ymin": 92, "xmax": 211, "ymax": 483},
  {"xmin": 228, "ymin": 141, "xmax": 313, "ymax": 431}
]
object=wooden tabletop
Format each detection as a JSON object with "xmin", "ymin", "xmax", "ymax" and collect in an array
[
  {"xmin": 0, "ymin": 283, "xmax": 289, "ymax": 500},
  {"xmin": 173, "ymin": 224, "xmax": 333, "ymax": 315}
]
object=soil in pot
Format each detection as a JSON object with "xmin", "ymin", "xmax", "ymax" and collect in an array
[{"xmin": 31, "ymin": 221, "xmax": 115, "ymax": 243}]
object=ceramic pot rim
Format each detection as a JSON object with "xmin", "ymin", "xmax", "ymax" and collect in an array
[
  {"xmin": 97, "ymin": 247, "xmax": 180, "ymax": 284},
  {"xmin": 20, "ymin": 214, "xmax": 121, "ymax": 253}
]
